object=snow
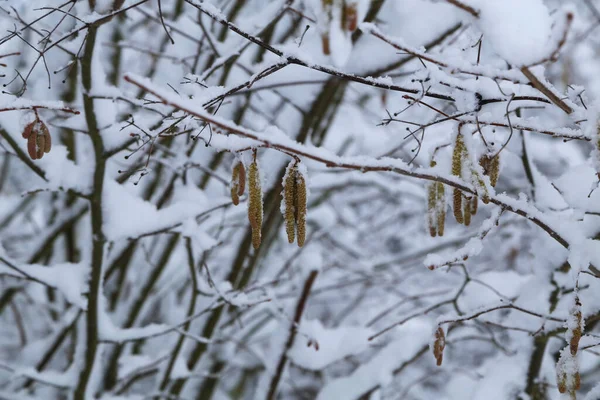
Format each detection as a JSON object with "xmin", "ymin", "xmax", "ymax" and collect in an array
[
  {"xmin": 0, "ymin": 254, "xmax": 89, "ymax": 308},
  {"xmin": 4, "ymin": 1, "xmax": 600, "ymax": 399},
  {"xmin": 474, "ymin": 0, "xmax": 552, "ymax": 66},
  {"xmin": 316, "ymin": 320, "xmax": 430, "ymax": 400},
  {"xmin": 288, "ymin": 319, "xmax": 373, "ymax": 370},
  {"xmin": 102, "ymin": 179, "xmax": 221, "ymax": 240}
]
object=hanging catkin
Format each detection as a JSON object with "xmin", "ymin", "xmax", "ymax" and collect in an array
[
  {"xmin": 248, "ymin": 156, "xmax": 263, "ymax": 249},
  {"xmin": 479, "ymin": 154, "xmax": 500, "ymax": 188},
  {"xmin": 433, "ymin": 327, "xmax": 445, "ymax": 366},
  {"xmin": 283, "ymin": 162, "xmax": 297, "ymax": 244},
  {"xmin": 452, "ymin": 132, "xmax": 466, "ymax": 224},
  {"xmin": 295, "ymin": 169, "xmax": 307, "ymax": 248},
  {"xmin": 230, "ymin": 161, "xmax": 246, "ymax": 206},
  {"xmin": 427, "ymin": 183, "xmax": 438, "ymax": 237},
  {"xmin": 23, "ymin": 118, "xmax": 52, "ymax": 160}
]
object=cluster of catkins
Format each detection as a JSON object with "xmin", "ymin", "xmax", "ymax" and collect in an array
[
  {"xmin": 427, "ymin": 131, "xmax": 500, "ymax": 237},
  {"xmin": 319, "ymin": 0, "xmax": 358, "ymax": 55},
  {"xmin": 556, "ymin": 297, "xmax": 583, "ymax": 398},
  {"xmin": 282, "ymin": 161, "xmax": 307, "ymax": 247},
  {"xmin": 230, "ymin": 155, "xmax": 307, "ymax": 249},
  {"xmin": 22, "ymin": 116, "xmax": 52, "ymax": 160}
]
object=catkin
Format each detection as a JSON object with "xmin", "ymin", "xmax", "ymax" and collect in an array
[
  {"xmin": 295, "ymin": 171, "xmax": 307, "ymax": 248},
  {"xmin": 463, "ymin": 197, "xmax": 472, "ymax": 227},
  {"xmin": 433, "ymin": 327, "xmax": 445, "ymax": 366},
  {"xmin": 470, "ymin": 196, "xmax": 478, "ymax": 216},
  {"xmin": 23, "ymin": 119, "xmax": 52, "ymax": 160},
  {"xmin": 283, "ymin": 162, "xmax": 297, "ymax": 244},
  {"xmin": 321, "ymin": 34, "xmax": 331, "ymax": 55},
  {"xmin": 345, "ymin": 2, "xmax": 358, "ymax": 31},
  {"xmin": 489, "ymin": 155, "xmax": 499, "ymax": 187},
  {"xmin": 39, "ymin": 120, "xmax": 51, "ymax": 154},
  {"xmin": 570, "ymin": 299, "xmax": 583, "ymax": 356},
  {"xmin": 36, "ymin": 132, "xmax": 46, "ymax": 159},
  {"xmin": 27, "ymin": 132, "xmax": 38, "ymax": 160},
  {"xmin": 22, "ymin": 121, "xmax": 35, "ymax": 139},
  {"xmin": 452, "ymin": 132, "xmax": 467, "ymax": 224},
  {"xmin": 453, "ymin": 189, "xmax": 463, "ymax": 225},
  {"xmin": 480, "ymin": 154, "xmax": 500, "ymax": 188},
  {"xmin": 452, "ymin": 132, "xmax": 465, "ymax": 177},
  {"xmin": 248, "ymin": 159, "xmax": 263, "ymax": 249},
  {"xmin": 230, "ymin": 161, "xmax": 245, "ymax": 206},
  {"xmin": 427, "ymin": 184, "xmax": 437, "ymax": 237},
  {"xmin": 557, "ymin": 370, "xmax": 567, "ymax": 394},
  {"xmin": 436, "ymin": 183, "xmax": 446, "ymax": 237}
]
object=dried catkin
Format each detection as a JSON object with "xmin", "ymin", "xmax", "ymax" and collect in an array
[
  {"xmin": 321, "ymin": 34, "xmax": 331, "ymax": 55},
  {"xmin": 23, "ymin": 119, "xmax": 52, "ymax": 160},
  {"xmin": 345, "ymin": 2, "xmax": 358, "ymax": 31},
  {"xmin": 230, "ymin": 161, "xmax": 245, "ymax": 206},
  {"xmin": 27, "ymin": 133, "xmax": 38, "ymax": 160},
  {"xmin": 295, "ymin": 171, "xmax": 307, "ymax": 248},
  {"xmin": 283, "ymin": 162, "xmax": 297, "ymax": 244},
  {"xmin": 248, "ymin": 159, "xmax": 263, "ymax": 249},
  {"xmin": 36, "ymin": 132, "xmax": 46, "ymax": 159},
  {"xmin": 433, "ymin": 327, "xmax": 445, "ymax": 366}
]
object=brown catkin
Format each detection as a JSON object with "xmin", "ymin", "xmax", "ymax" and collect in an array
[
  {"xmin": 453, "ymin": 188, "xmax": 463, "ymax": 225},
  {"xmin": 283, "ymin": 162, "xmax": 297, "ymax": 244},
  {"xmin": 230, "ymin": 162, "xmax": 245, "ymax": 206},
  {"xmin": 23, "ymin": 119, "xmax": 52, "ymax": 160},
  {"xmin": 433, "ymin": 327, "xmax": 445, "ymax": 366},
  {"xmin": 295, "ymin": 172, "xmax": 307, "ymax": 247},
  {"xmin": 574, "ymin": 371, "xmax": 581, "ymax": 390},
  {"xmin": 27, "ymin": 133, "xmax": 38, "ymax": 160},
  {"xmin": 345, "ymin": 2, "xmax": 358, "ymax": 31},
  {"xmin": 39, "ymin": 120, "xmax": 51, "ymax": 154},
  {"xmin": 36, "ymin": 132, "xmax": 46, "ymax": 159},
  {"xmin": 22, "ymin": 121, "xmax": 35, "ymax": 139},
  {"xmin": 248, "ymin": 159, "xmax": 263, "ymax": 249},
  {"xmin": 321, "ymin": 34, "xmax": 331, "ymax": 55},
  {"xmin": 570, "ymin": 306, "xmax": 582, "ymax": 356}
]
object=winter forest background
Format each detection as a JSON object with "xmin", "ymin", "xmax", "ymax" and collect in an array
[{"xmin": 2, "ymin": 0, "xmax": 600, "ymax": 399}]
